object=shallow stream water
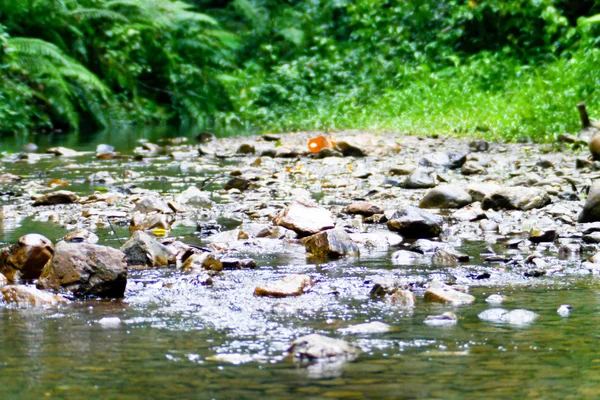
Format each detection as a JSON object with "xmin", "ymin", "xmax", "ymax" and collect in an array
[{"xmin": 1, "ymin": 129, "xmax": 599, "ymax": 399}]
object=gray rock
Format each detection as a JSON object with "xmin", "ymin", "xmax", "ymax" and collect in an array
[
  {"xmin": 557, "ymin": 304, "xmax": 571, "ymax": 317},
  {"xmin": 419, "ymin": 185, "xmax": 472, "ymax": 209},
  {"xmin": 33, "ymin": 190, "xmax": 79, "ymax": 206},
  {"xmin": 387, "ymin": 206, "xmax": 442, "ymax": 238},
  {"xmin": 135, "ymin": 197, "xmax": 173, "ymax": 214},
  {"xmin": 288, "ymin": 334, "xmax": 360, "ymax": 360},
  {"xmin": 431, "ymin": 248, "xmax": 469, "ymax": 264},
  {"xmin": 335, "ymin": 140, "xmax": 367, "ymax": 157},
  {"xmin": 38, "ymin": 242, "xmax": 127, "ymax": 298},
  {"xmin": 469, "ymin": 139, "xmax": 489, "ymax": 152},
  {"xmin": 387, "ymin": 289, "xmax": 416, "ymax": 307},
  {"xmin": 467, "ymin": 183, "xmax": 501, "ymax": 202},
  {"xmin": 528, "ymin": 228, "xmax": 557, "ymax": 243},
  {"xmin": 338, "ymin": 321, "xmax": 390, "ymax": 335},
  {"xmin": 175, "ymin": 187, "xmax": 213, "ymax": 209},
  {"xmin": 1, "ymin": 285, "xmax": 68, "ymax": 308},
  {"xmin": 273, "ymin": 200, "xmax": 335, "ymax": 237},
  {"xmin": 0, "ymin": 234, "xmax": 54, "ymax": 282},
  {"xmin": 61, "ymin": 229, "xmax": 99, "ymax": 244},
  {"xmin": 418, "ymin": 153, "xmax": 451, "ymax": 169},
  {"xmin": 121, "ymin": 231, "xmax": 175, "ymax": 267},
  {"xmin": 410, "ymin": 239, "xmax": 446, "ymax": 254},
  {"xmin": 224, "ymin": 177, "xmax": 251, "ymax": 191},
  {"xmin": 424, "ymin": 312, "xmax": 458, "ymax": 326},
  {"xmin": 482, "ymin": 187, "xmax": 551, "ymax": 211},
  {"xmin": 478, "ymin": 308, "xmax": 538, "ymax": 326},
  {"xmin": 485, "ymin": 294, "xmax": 505, "ymax": 304},
  {"xmin": 86, "ymin": 171, "xmax": 116, "ymax": 184},
  {"xmin": 303, "ymin": 228, "xmax": 360, "ymax": 259},
  {"xmin": 579, "ymin": 181, "xmax": 600, "ymax": 222},
  {"xmin": 403, "ymin": 168, "xmax": 437, "ymax": 189},
  {"xmin": 461, "ymin": 161, "xmax": 485, "ymax": 175},
  {"xmin": 391, "ymin": 250, "xmax": 424, "ymax": 265}
]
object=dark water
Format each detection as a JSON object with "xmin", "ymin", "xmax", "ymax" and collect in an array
[{"xmin": 1, "ymin": 129, "xmax": 600, "ymax": 399}]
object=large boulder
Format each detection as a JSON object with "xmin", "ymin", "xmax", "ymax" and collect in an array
[
  {"xmin": 1, "ymin": 285, "xmax": 68, "ymax": 308},
  {"xmin": 419, "ymin": 185, "xmax": 472, "ymax": 209},
  {"xmin": 482, "ymin": 187, "xmax": 551, "ymax": 211},
  {"xmin": 120, "ymin": 231, "xmax": 175, "ymax": 267},
  {"xmin": 273, "ymin": 200, "xmax": 335, "ymax": 237},
  {"xmin": 288, "ymin": 334, "xmax": 360, "ymax": 360},
  {"xmin": 0, "ymin": 234, "xmax": 54, "ymax": 282},
  {"xmin": 303, "ymin": 228, "xmax": 359, "ymax": 259},
  {"xmin": 386, "ymin": 206, "xmax": 442, "ymax": 238},
  {"xmin": 579, "ymin": 181, "xmax": 600, "ymax": 222},
  {"xmin": 37, "ymin": 242, "xmax": 127, "ymax": 298}
]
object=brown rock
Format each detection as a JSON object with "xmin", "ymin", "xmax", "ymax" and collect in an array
[
  {"xmin": 182, "ymin": 252, "xmax": 223, "ymax": 272},
  {"xmin": 388, "ymin": 290, "xmax": 416, "ymax": 307},
  {"xmin": 0, "ymin": 234, "xmax": 54, "ymax": 282},
  {"xmin": 1, "ymin": 285, "xmax": 67, "ymax": 307},
  {"xmin": 33, "ymin": 190, "xmax": 79, "ymax": 206},
  {"xmin": 424, "ymin": 283, "xmax": 475, "ymax": 305},
  {"xmin": 273, "ymin": 200, "xmax": 335, "ymax": 237},
  {"xmin": 254, "ymin": 274, "xmax": 314, "ymax": 297},
  {"xmin": 346, "ymin": 201, "xmax": 384, "ymax": 217},
  {"xmin": 303, "ymin": 228, "xmax": 360, "ymax": 259}
]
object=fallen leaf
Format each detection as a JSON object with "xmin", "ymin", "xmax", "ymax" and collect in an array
[{"xmin": 47, "ymin": 178, "xmax": 69, "ymax": 187}]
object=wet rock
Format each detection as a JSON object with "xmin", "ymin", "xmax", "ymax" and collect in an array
[
  {"xmin": 182, "ymin": 252, "xmax": 222, "ymax": 272},
  {"xmin": 419, "ymin": 185, "xmax": 472, "ymax": 209},
  {"xmin": 334, "ymin": 140, "xmax": 367, "ymax": 157},
  {"xmin": 345, "ymin": 201, "xmax": 384, "ymax": 217},
  {"xmin": 38, "ymin": 242, "xmax": 127, "ymax": 298},
  {"xmin": 120, "ymin": 231, "xmax": 175, "ymax": 267},
  {"xmin": 236, "ymin": 143, "xmax": 256, "ymax": 154},
  {"xmin": 254, "ymin": 274, "xmax": 314, "ymax": 297},
  {"xmin": 220, "ymin": 257, "xmax": 257, "ymax": 270},
  {"xmin": 175, "ymin": 186, "xmax": 213, "ymax": 208},
  {"xmin": 135, "ymin": 197, "xmax": 173, "ymax": 214},
  {"xmin": 224, "ymin": 177, "xmax": 251, "ymax": 191},
  {"xmin": 431, "ymin": 248, "xmax": 469, "ymax": 265},
  {"xmin": 391, "ymin": 250, "xmax": 424, "ymax": 265},
  {"xmin": 303, "ymin": 228, "xmax": 360, "ymax": 259},
  {"xmin": 424, "ymin": 283, "xmax": 475, "ymax": 305},
  {"xmin": 273, "ymin": 200, "xmax": 335, "ymax": 237},
  {"xmin": 424, "ymin": 312, "xmax": 457, "ymax": 326},
  {"xmin": 403, "ymin": 168, "xmax": 437, "ymax": 189},
  {"xmin": 485, "ymin": 294, "xmax": 505, "ymax": 304},
  {"xmin": 578, "ymin": 181, "xmax": 600, "ymax": 222},
  {"xmin": 46, "ymin": 147, "xmax": 83, "ymax": 157},
  {"xmin": 338, "ymin": 321, "xmax": 390, "ymax": 335},
  {"xmin": 0, "ymin": 234, "xmax": 54, "ymax": 282},
  {"xmin": 288, "ymin": 334, "xmax": 360, "ymax": 360},
  {"xmin": 387, "ymin": 289, "xmax": 416, "ymax": 307},
  {"xmin": 461, "ymin": 161, "xmax": 485, "ymax": 175},
  {"xmin": 349, "ymin": 232, "xmax": 402, "ymax": 251},
  {"xmin": 61, "ymin": 229, "xmax": 99, "ymax": 244},
  {"xmin": 557, "ymin": 304, "xmax": 572, "ymax": 317},
  {"xmin": 1, "ymin": 285, "xmax": 68, "ymax": 308},
  {"xmin": 0, "ymin": 274, "xmax": 7, "ymax": 288},
  {"xmin": 482, "ymin": 187, "xmax": 551, "ymax": 211},
  {"xmin": 467, "ymin": 183, "xmax": 501, "ymax": 202},
  {"xmin": 528, "ymin": 228, "xmax": 557, "ymax": 243},
  {"xmin": 33, "ymin": 190, "xmax": 79, "ymax": 206},
  {"xmin": 469, "ymin": 139, "xmax": 489, "ymax": 152},
  {"xmin": 478, "ymin": 308, "xmax": 538, "ymax": 326},
  {"xmin": 86, "ymin": 171, "xmax": 116, "ymax": 184},
  {"xmin": 387, "ymin": 206, "xmax": 442, "ymax": 238},
  {"xmin": 410, "ymin": 239, "xmax": 447, "ymax": 254},
  {"xmin": 130, "ymin": 213, "xmax": 171, "ymax": 233}
]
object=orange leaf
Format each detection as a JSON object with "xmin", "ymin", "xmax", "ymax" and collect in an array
[
  {"xmin": 47, "ymin": 178, "xmax": 69, "ymax": 187},
  {"xmin": 307, "ymin": 136, "xmax": 333, "ymax": 153}
]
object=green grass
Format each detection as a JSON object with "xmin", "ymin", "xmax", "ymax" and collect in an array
[{"xmin": 232, "ymin": 49, "xmax": 600, "ymax": 142}]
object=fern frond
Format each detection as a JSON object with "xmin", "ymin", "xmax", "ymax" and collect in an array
[{"xmin": 69, "ymin": 8, "xmax": 129, "ymax": 22}]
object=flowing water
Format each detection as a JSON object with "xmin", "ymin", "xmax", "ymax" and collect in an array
[{"xmin": 1, "ymin": 129, "xmax": 599, "ymax": 399}]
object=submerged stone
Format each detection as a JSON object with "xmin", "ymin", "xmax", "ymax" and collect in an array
[
  {"xmin": 288, "ymin": 334, "xmax": 360, "ymax": 360},
  {"xmin": 478, "ymin": 308, "xmax": 538, "ymax": 326},
  {"xmin": 424, "ymin": 312, "xmax": 458, "ymax": 327}
]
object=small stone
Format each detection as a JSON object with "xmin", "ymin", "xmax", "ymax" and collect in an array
[
  {"xmin": 303, "ymin": 228, "xmax": 360, "ymax": 259},
  {"xmin": 135, "ymin": 197, "xmax": 173, "ymax": 214},
  {"xmin": 86, "ymin": 171, "xmax": 116, "ymax": 184},
  {"xmin": 98, "ymin": 317, "xmax": 121, "ymax": 328},
  {"xmin": 431, "ymin": 248, "xmax": 469, "ymax": 265},
  {"xmin": 528, "ymin": 228, "xmax": 557, "ymax": 243},
  {"xmin": 219, "ymin": 257, "xmax": 256, "ymax": 270},
  {"xmin": 478, "ymin": 308, "xmax": 538, "ymax": 325},
  {"xmin": 61, "ymin": 229, "xmax": 99, "ymax": 244},
  {"xmin": 334, "ymin": 140, "xmax": 367, "ymax": 157},
  {"xmin": 461, "ymin": 161, "xmax": 485, "ymax": 175},
  {"xmin": 424, "ymin": 312, "xmax": 458, "ymax": 326},
  {"xmin": 254, "ymin": 274, "xmax": 314, "ymax": 297},
  {"xmin": 579, "ymin": 181, "xmax": 600, "ymax": 222},
  {"xmin": 236, "ymin": 143, "xmax": 256, "ymax": 154},
  {"xmin": 182, "ymin": 252, "xmax": 222, "ymax": 272},
  {"xmin": 338, "ymin": 321, "xmax": 390, "ymax": 335},
  {"xmin": 120, "ymin": 231, "xmax": 175, "ymax": 267},
  {"xmin": 418, "ymin": 153, "xmax": 451, "ymax": 169},
  {"xmin": 467, "ymin": 183, "xmax": 501, "ymax": 202},
  {"xmin": 482, "ymin": 187, "xmax": 551, "ymax": 211},
  {"xmin": 485, "ymin": 294, "xmax": 504, "ymax": 304},
  {"xmin": 288, "ymin": 334, "xmax": 360, "ymax": 360},
  {"xmin": 33, "ymin": 190, "xmax": 79, "ymax": 206},
  {"xmin": 391, "ymin": 250, "xmax": 424, "ymax": 265},
  {"xmin": 387, "ymin": 289, "xmax": 416, "ymax": 307},
  {"xmin": 389, "ymin": 165, "xmax": 416, "ymax": 176},
  {"xmin": 403, "ymin": 168, "xmax": 437, "ymax": 189},
  {"xmin": 224, "ymin": 177, "xmax": 251, "ymax": 191},
  {"xmin": 469, "ymin": 139, "xmax": 489, "ymax": 152},
  {"xmin": 346, "ymin": 201, "xmax": 384, "ymax": 217},
  {"xmin": 557, "ymin": 304, "xmax": 571, "ymax": 317}
]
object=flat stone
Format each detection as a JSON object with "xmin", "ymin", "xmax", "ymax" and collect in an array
[
  {"xmin": 1, "ymin": 285, "xmax": 68, "ymax": 308},
  {"xmin": 273, "ymin": 200, "xmax": 335, "ymax": 237},
  {"xmin": 254, "ymin": 274, "xmax": 313, "ymax": 297},
  {"xmin": 33, "ymin": 190, "xmax": 79, "ymax": 206},
  {"xmin": 424, "ymin": 283, "xmax": 475, "ymax": 305},
  {"xmin": 303, "ymin": 228, "xmax": 359, "ymax": 259},
  {"xmin": 288, "ymin": 334, "xmax": 360, "ymax": 360},
  {"xmin": 346, "ymin": 201, "xmax": 384, "ymax": 216},
  {"xmin": 61, "ymin": 229, "xmax": 99, "ymax": 244},
  {"xmin": 424, "ymin": 312, "xmax": 458, "ymax": 326},
  {"xmin": 135, "ymin": 197, "xmax": 173, "ymax": 214},
  {"xmin": 338, "ymin": 321, "xmax": 390, "ymax": 335},
  {"xmin": 403, "ymin": 168, "xmax": 437, "ymax": 189}
]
